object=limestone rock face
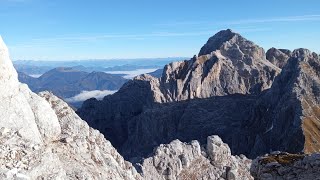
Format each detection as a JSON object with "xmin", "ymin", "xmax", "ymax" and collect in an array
[
  {"xmin": 266, "ymin": 47, "xmax": 291, "ymax": 68},
  {"xmin": 0, "ymin": 36, "xmax": 61, "ymax": 144},
  {"xmin": 78, "ymin": 30, "xmax": 280, "ymax": 157},
  {"xmin": 241, "ymin": 49, "xmax": 320, "ymax": 157},
  {"xmin": 0, "ymin": 36, "xmax": 140, "ymax": 180},
  {"xmin": 251, "ymin": 152, "xmax": 320, "ymax": 179},
  {"xmin": 78, "ymin": 29, "xmax": 320, "ymax": 168},
  {"xmin": 141, "ymin": 136, "xmax": 252, "ymax": 180},
  {"xmin": 159, "ymin": 29, "xmax": 279, "ymax": 102}
]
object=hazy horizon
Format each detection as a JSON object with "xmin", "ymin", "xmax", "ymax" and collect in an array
[{"xmin": 1, "ymin": 0, "xmax": 319, "ymax": 60}]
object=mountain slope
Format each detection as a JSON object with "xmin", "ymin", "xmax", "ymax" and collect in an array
[
  {"xmin": 154, "ymin": 29, "xmax": 279, "ymax": 102},
  {"xmin": 77, "ymin": 29, "xmax": 281, "ymax": 160},
  {"xmin": 78, "ymin": 30, "xmax": 320, "ymax": 163},
  {"xmin": 241, "ymin": 49, "xmax": 320, "ymax": 157},
  {"xmin": 0, "ymin": 36, "xmax": 140, "ymax": 179},
  {"xmin": 18, "ymin": 67, "xmax": 128, "ymax": 98},
  {"xmin": 266, "ymin": 47, "xmax": 291, "ymax": 68}
]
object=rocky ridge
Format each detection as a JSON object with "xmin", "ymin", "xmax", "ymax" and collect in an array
[
  {"xmin": 77, "ymin": 29, "xmax": 281, "ymax": 159},
  {"xmin": 242, "ymin": 49, "xmax": 320, "ymax": 157},
  {"xmin": 266, "ymin": 47, "xmax": 292, "ymax": 68},
  {"xmin": 78, "ymin": 29, "xmax": 320, "ymax": 163},
  {"xmin": 136, "ymin": 29, "xmax": 280, "ymax": 103}
]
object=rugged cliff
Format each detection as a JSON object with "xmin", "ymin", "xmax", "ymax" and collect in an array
[
  {"xmin": 78, "ymin": 30, "xmax": 320, "ymax": 163},
  {"xmin": 241, "ymin": 49, "xmax": 320, "ymax": 157}
]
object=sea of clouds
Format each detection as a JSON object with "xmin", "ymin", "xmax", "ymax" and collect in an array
[
  {"xmin": 65, "ymin": 90, "xmax": 117, "ymax": 102},
  {"xmin": 105, "ymin": 68, "xmax": 158, "ymax": 79}
]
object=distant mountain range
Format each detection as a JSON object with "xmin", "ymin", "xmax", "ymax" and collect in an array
[
  {"xmin": 13, "ymin": 57, "xmax": 186, "ymax": 75},
  {"xmin": 18, "ymin": 67, "xmax": 129, "ymax": 107}
]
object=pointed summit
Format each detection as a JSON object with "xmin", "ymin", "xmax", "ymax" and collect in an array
[
  {"xmin": 0, "ymin": 35, "xmax": 9, "ymax": 59},
  {"xmin": 198, "ymin": 29, "xmax": 268, "ymax": 63},
  {"xmin": 198, "ymin": 29, "xmax": 237, "ymax": 56},
  {"xmin": 0, "ymin": 35, "xmax": 6, "ymax": 48},
  {"xmin": 0, "ymin": 36, "xmax": 18, "ymax": 84}
]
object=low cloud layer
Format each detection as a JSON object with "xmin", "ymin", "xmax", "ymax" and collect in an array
[
  {"xmin": 29, "ymin": 74, "xmax": 42, "ymax": 78},
  {"xmin": 65, "ymin": 90, "xmax": 117, "ymax": 102},
  {"xmin": 105, "ymin": 68, "xmax": 158, "ymax": 79}
]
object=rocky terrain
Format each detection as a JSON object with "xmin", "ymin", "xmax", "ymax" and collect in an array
[
  {"xmin": 251, "ymin": 152, "xmax": 320, "ymax": 179},
  {"xmin": 266, "ymin": 47, "xmax": 292, "ymax": 68},
  {"xmin": 2, "ymin": 28, "xmax": 320, "ymax": 179},
  {"xmin": 0, "ymin": 36, "xmax": 141, "ymax": 179},
  {"xmin": 0, "ymin": 33, "xmax": 257, "ymax": 180},
  {"xmin": 140, "ymin": 135, "xmax": 252, "ymax": 180},
  {"xmin": 78, "ymin": 29, "xmax": 320, "ymax": 165},
  {"xmin": 240, "ymin": 48, "xmax": 320, "ymax": 158}
]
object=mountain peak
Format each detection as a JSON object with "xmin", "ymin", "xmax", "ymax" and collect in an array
[
  {"xmin": 0, "ymin": 36, "xmax": 9, "ymax": 62},
  {"xmin": 292, "ymin": 48, "xmax": 318, "ymax": 60},
  {"xmin": 198, "ymin": 29, "xmax": 238, "ymax": 56},
  {"xmin": 0, "ymin": 36, "xmax": 18, "ymax": 84}
]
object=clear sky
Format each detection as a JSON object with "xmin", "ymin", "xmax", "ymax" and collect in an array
[{"xmin": 0, "ymin": 0, "xmax": 319, "ymax": 60}]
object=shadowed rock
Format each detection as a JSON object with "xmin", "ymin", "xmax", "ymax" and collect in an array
[{"xmin": 266, "ymin": 47, "xmax": 291, "ymax": 68}]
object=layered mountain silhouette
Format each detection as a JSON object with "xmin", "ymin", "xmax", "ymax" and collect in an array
[
  {"xmin": 18, "ymin": 67, "xmax": 128, "ymax": 99},
  {"xmin": 78, "ymin": 29, "xmax": 320, "ymax": 162}
]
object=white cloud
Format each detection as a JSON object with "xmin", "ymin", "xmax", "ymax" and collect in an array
[
  {"xmin": 65, "ymin": 90, "xmax": 117, "ymax": 102},
  {"xmin": 227, "ymin": 15, "xmax": 320, "ymax": 25},
  {"xmin": 105, "ymin": 68, "xmax": 158, "ymax": 79},
  {"xmin": 27, "ymin": 31, "xmax": 219, "ymax": 43},
  {"xmin": 29, "ymin": 74, "xmax": 42, "ymax": 78},
  {"xmin": 155, "ymin": 15, "xmax": 320, "ymax": 27}
]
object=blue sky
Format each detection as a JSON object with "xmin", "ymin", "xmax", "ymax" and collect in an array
[{"xmin": 0, "ymin": 0, "xmax": 319, "ymax": 60}]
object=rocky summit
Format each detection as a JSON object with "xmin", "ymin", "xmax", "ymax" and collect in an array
[{"xmin": 78, "ymin": 29, "xmax": 320, "ymax": 165}]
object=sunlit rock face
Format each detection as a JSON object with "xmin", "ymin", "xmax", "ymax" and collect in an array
[
  {"xmin": 0, "ymin": 36, "xmax": 61, "ymax": 144},
  {"xmin": 78, "ymin": 30, "xmax": 281, "ymax": 160},
  {"xmin": 141, "ymin": 136, "xmax": 253, "ymax": 180},
  {"xmin": 0, "ymin": 36, "xmax": 140, "ymax": 180},
  {"xmin": 78, "ymin": 29, "xmax": 320, "ymax": 164}
]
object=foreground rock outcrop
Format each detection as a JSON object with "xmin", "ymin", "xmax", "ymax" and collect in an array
[
  {"xmin": 251, "ymin": 152, "xmax": 320, "ymax": 179},
  {"xmin": 141, "ymin": 135, "xmax": 252, "ymax": 180},
  {"xmin": 0, "ymin": 36, "xmax": 140, "ymax": 179}
]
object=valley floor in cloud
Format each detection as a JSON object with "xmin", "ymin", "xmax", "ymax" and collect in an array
[
  {"xmin": 65, "ymin": 90, "xmax": 117, "ymax": 102},
  {"xmin": 105, "ymin": 68, "xmax": 158, "ymax": 79}
]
